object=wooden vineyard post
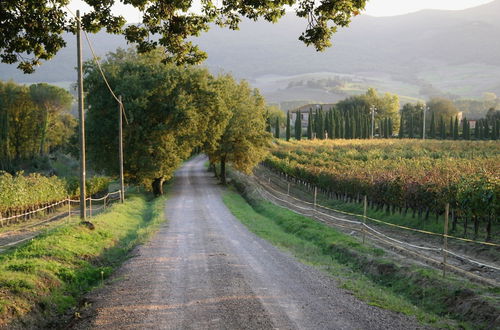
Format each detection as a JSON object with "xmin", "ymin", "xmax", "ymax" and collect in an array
[
  {"xmin": 363, "ymin": 195, "xmax": 367, "ymax": 244},
  {"xmin": 443, "ymin": 203, "xmax": 450, "ymax": 278},
  {"xmin": 103, "ymin": 195, "xmax": 107, "ymax": 210},
  {"xmin": 314, "ymin": 186, "xmax": 317, "ymax": 209},
  {"xmin": 67, "ymin": 197, "xmax": 71, "ymax": 219}
]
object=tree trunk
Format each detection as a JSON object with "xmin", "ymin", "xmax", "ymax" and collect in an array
[
  {"xmin": 220, "ymin": 156, "xmax": 227, "ymax": 185},
  {"xmin": 451, "ymin": 210, "xmax": 457, "ymax": 233},
  {"xmin": 486, "ymin": 215, "xmax": 492, "ymax": 242},
  {"xmin": 152, "ymin": 177, "xmax": 164, "ymax": 196},
  {"xmin": 473, "ymin": 216, "xmax": 479, "ymax": 240}
]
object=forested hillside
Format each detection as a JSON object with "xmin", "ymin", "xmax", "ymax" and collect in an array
[{"xmin": 1, "ymin": 1, "xmax": 500, "ymax": 102}]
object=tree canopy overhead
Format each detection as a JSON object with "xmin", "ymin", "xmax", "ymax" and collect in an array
[{"xmin": 0, "ymin": 0, "xmax": 367, "ymax": 73}]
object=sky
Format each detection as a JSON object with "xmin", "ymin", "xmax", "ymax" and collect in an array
[{"xmin": 68, "ymin": 0, "xmax": 495, "ymax": 22}]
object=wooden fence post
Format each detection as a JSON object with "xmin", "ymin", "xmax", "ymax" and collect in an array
[
  {"xmin": 363, "ymin": 195, "xmax": 367, "ymax": 244},
  {"xmin": 443, "ymin": 203, "xmax": 449, "ymax": 278},
  {"xmin": 314, "ymin": 186, "xmax": 317, "ymax": 208}
]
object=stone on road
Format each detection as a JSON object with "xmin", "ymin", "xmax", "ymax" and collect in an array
[{"xmin": 73, "ymin": 156, "xmax": 423, "ymax": 329}]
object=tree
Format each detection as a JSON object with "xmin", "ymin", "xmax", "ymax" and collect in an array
[
  {"xmin": 462, "ymin": 118, "xmax": 468, "ymax": 140},
  {"xmin": 0, "ymin": 80, "xmax": 75, "ymax": 171},
  {"xmin": 286, "ymin": 111, "xmax": 291, "ymax": 141},
  {"xmin": 0, "ymin": 0, "xmax": 368, "ymax": 73},
  {"xmin": 29, "ymin": 83, "xmax": 73, "ymax": 155},
  {"xmin": 409, "ymin": 115, "xmax": 414, "ymax": 139},
  {"xmin": 453, "ymin": 117, "xmax": 459, "ymax": 140},
  {"xmin": 211, "ymin": 80, "xmax": 271, "ymax": 185},
  {"xmin": 84, "ymin": 49, "xmax": 229, "ymax": 195},
  {"xmin": 449, "ymin": 116, "xmax": 453, "ymax": 138},
  {"xmin": 439, "ymin": 116, "xmax": 446, "ymax": 139},
  {"xmin": 429, "ymin": 112, "xmax": 436, "ymax": 139},
  {"xmin": 428, "ymin": 98, "xmax": 459, "ymax": 124},
  {"xmin": 398, "ymin": 115, "xmax": 404, "ymax": 138},
  {"xmin": 486, "ymin": 108, "xmax": 500, "ymax": 122},
  {"xmin": 294, "ymin": 111, "xmax": 302, "ymax": 140},
  {"xmin": 275, "ymin": 117, "xmax": 280, "ymax": 139},
  {"xmin": 307, "ymin": 109, "xmax": 313, "ymax": 139}
]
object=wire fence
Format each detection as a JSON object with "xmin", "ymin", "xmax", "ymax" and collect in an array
[
  {"xmin": 0, "ymin": 190, "xmax": 123, "ymax": 227},
  {"xmin": 254, "ymin": 175, "xmax": 500, "ymax": 286}
]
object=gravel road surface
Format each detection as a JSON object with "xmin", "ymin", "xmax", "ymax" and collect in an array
[{"xmin": 73, "ymin": 156, "xmax": 425, "ymax": 329}]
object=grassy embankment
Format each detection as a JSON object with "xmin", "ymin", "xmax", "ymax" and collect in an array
[
  {"xmin": 222, "ymin": 174, "xmax": 500, "ymax": 329},
  {"xmin": 0, "ymin": 191, "xmax": 167, "ymax": 327}
]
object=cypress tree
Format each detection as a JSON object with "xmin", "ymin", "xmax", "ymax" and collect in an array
[
  {"xmin": 461, "ymin": 117, "xmax": 467, "ymax": 140},
  {"xmin": 474, "ymin": 120, "xmax": 480, "ymax": 140},
  {"xmin": 495, "ymin": 120, "xmax": 500, "ymax": 140},
  {"xmin": 294, "ymin": 111, "xmax": 302, "ymax": 140},
  {"xmin": 440, "ymin": 116, "xmax": 446, "ymax": 139},
  {"xmin": 339, "ymin": 112, "xmax": 345, "ymax": 138},
  {"xmin": 365, "ymin": 117, "xmax": 370, "ymax": 139},
  {"xmin": 328, "ymin": 110, "xmax": 334, "ymax": 138},
  {"xmin": 449, "ymin": 117, "xmax": 454, "ymax": 138},
  {"xmin": 399, "ymin": 115, "xmax": 404, "ymax": 138},
  {"xmin": 484, "ymin": 119, "xmax": 490, "ymax": 139},
  {"xmin": 354, "ymin": 113, "xmax": 358, "ymax": 138},
  {"xmin": 453, "ymin": 117, "xmax": 459, "ymax": 140},
  {"xmin": 388, "ymin": 118, "xmax": 393, "ymax": 137},
  {"xmin": 355, "ymin": 111, "xmax": 361, "ymax": 139},
  {"xmin": 318, "ymin": 109, "xmax": 325, "ymax": 139},
  {"xmin": 409, "ymin": 115, "xmax": 414, "ymax": 139},
  {"xmin": 307, "ymin": 112, "xmax": 313, "ymax": 139},
  {"xmin": 275, "ymin": 117, "xmax": 280, "ymax": 139},
  {"xmin": 324, "ymin": 112, "xmax": 330, "ymax": 139},
  {"xmin": 286, "ymin": 110, "xmax": 291, "ymax": 141},
  {"xmin": 429, "ymin": 112, "xmax": 436, "ymax": 139},
  {"xmin": 345, "ymin": 112, "xmax": 351, "ymax": 139}
]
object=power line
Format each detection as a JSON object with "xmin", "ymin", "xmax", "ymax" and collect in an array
[{"xmin": 64, "ymin": 6, "xmax": 129, "ymax": 124}]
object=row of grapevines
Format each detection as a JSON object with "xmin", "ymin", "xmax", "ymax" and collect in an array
[
  {"xmin": 266, "ymin": 139, "xmax": 499, "ymax": 240},
  {"xmin": 0, "ymin": 172, "xmax": 111, "ymax": 216}
]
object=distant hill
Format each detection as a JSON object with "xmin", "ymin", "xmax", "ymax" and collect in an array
[{"xmin": 2, "ymin": 0, "xmax": 500, "ymax": 104}]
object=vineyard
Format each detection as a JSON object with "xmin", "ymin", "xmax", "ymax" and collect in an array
[
  {"xmin": 265, "ymin": 139, "xmax": 499, "ymax": 241},
  {"xmin": 0, "ymin": 172, "xmax": 111, "ymax": 220}
]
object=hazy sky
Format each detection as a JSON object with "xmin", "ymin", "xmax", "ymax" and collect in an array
[{"xmin": 68, "ymin": 0, "xmax": 495, "ymax": 22}]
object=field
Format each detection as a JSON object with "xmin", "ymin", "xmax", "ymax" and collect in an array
[{"xmin": 265, "ymin": 139, "xmax": 499, "ymax": 241}]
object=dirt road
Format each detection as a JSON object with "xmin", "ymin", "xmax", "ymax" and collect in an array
[{"xmin": 73, "ymin": 156, "xmax": 424, "ymax": 329}]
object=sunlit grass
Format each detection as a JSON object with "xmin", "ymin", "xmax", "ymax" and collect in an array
[{"xmin": 0, "ymin": 192, "xmax": 167, "ymax": 326}]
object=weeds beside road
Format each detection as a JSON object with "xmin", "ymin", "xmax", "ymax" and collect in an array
[{"xmin": 0, "ymin": 192, "xmax": 167, "ymax": 329}]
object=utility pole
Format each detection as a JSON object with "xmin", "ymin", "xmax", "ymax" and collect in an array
[
  {"xmin": 370, "ymin": 105, "xmax": 376, "ymax": 139},
  {"xmin": 422, "ymin": 104, "xmax": 428, "ymax": 140},
  {"xmin": 119, "ymin": 96, "xmax": 125, "ymax": 203},
  {"xmin": 77, "ymin": 10, "xmax": 86, "ymax": 221}
]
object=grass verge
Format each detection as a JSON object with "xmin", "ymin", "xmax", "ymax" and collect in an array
[
  {"xmin": 222, "ymin": 180, "xmax": 499, "ymax": 329},
  {"xmin": 0, "ymin": 192, "xmax": 167, "ymax": 328},
  {"xmin": 256, "ymin": 167, "xmax": 500, "ymax": 245}
]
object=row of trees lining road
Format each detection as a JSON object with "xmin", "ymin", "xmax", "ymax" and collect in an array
[
  {"xmin": 0, "ymin": 81, "xmax": 75, "ymax": 171},
  {"xmin": 84, "ymin": 49, "xmax": 271, "ymax": 195}
]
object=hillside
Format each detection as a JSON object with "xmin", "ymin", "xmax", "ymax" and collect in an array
[{"xmin": 1, "ymin": 0, "xmax": 500, "ymax": 103}]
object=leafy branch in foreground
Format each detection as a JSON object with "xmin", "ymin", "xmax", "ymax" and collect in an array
[{"xmin": 0, "ymin": 0, "xmax": 366, "ymax": 73}]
